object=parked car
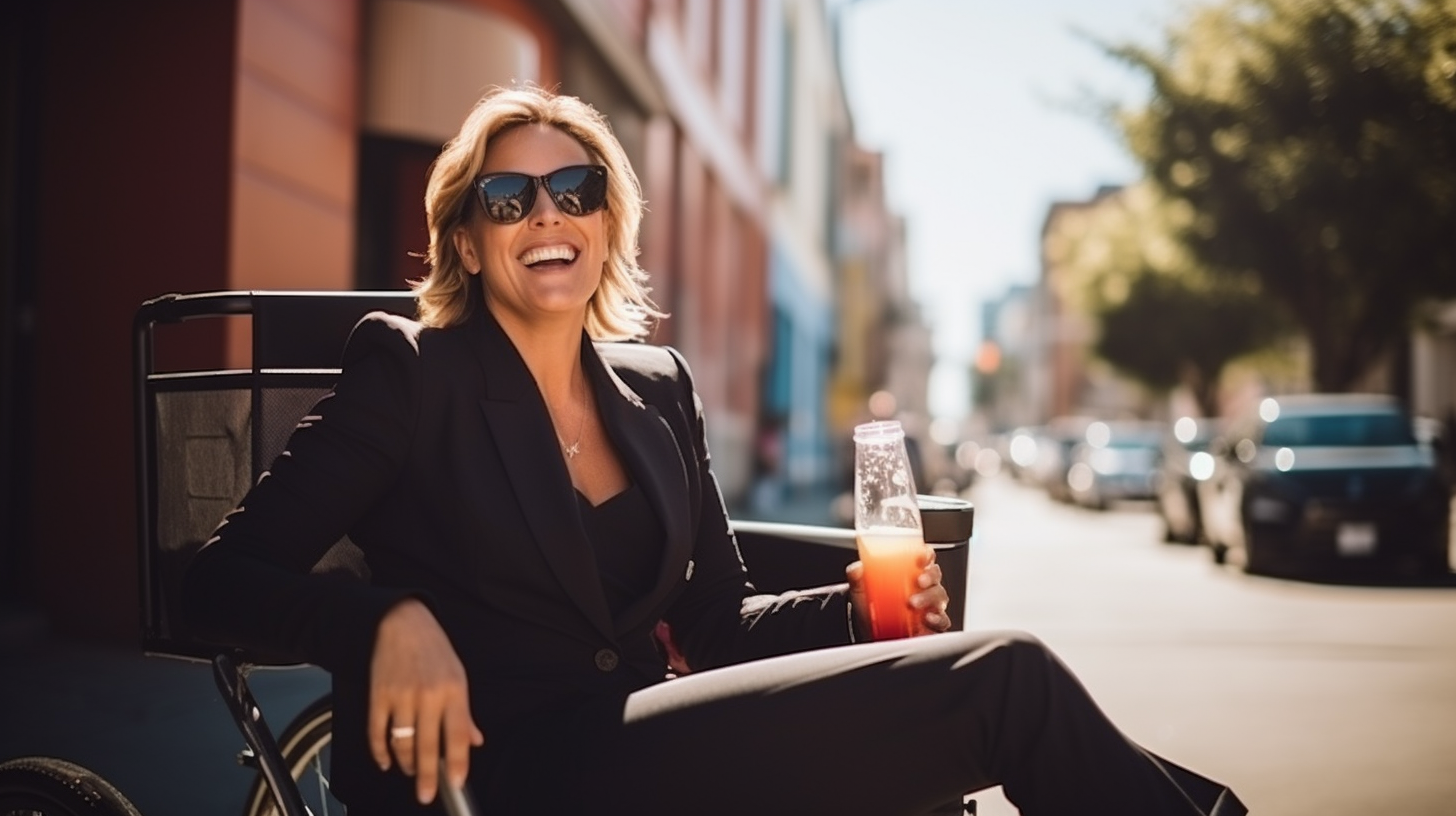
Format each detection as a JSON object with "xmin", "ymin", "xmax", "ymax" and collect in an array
[
  {"xmin": 1066, "ymin": 420, "xmax": 1166, "ymax": 510},
  {"xmin": 1003, "ymin": 426, "xmax": 1043, "ymax": 484},
  {"xmin": 1198, "ymin": 394, "xmax": 1451, "ymax": 578},
  {"xmin": 1031, "ymin": 416, "xmax": 1095, "ymax": 503},
  {"xmin": 1155, "ymin": 416, "xmax": 1221, "ymax": 543}
]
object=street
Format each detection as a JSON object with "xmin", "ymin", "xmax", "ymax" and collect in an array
[{"xmin": 959, "ymin": 474, "xmax": 1456, "ymax": 816}]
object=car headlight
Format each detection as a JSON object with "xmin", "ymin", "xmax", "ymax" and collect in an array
[
  {"xmin": 1009, "ymin": 435, "xmax": 1037, "ymax": 468},
  {"xmin": 1189, "ymin": 452, "xmax": 1215, "ymax": 481},
  {"xmin": 1067, "ymin": 462, "xmax": 1095, "ymax": 493},
  {"xmin": 1089, "ymin": 448, "xmax": 1119, "ymax": 475}
]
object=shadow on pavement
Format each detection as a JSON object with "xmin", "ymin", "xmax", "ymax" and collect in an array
[
  {"xmin": 1277, "ymin": 569, "xmax": 1456, "ymax": 590},
  {"xmin": 0, "ymin": 627, "xmax": 330, "ymax": 816}
]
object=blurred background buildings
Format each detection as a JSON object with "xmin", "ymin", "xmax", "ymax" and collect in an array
[
  {"xmin": 0, "ymin": 0, "xmax": 931, "ymax": 641},
  {"xmin": 974, "ymin": 180, "xmax": 1456, "ymax": 432}
]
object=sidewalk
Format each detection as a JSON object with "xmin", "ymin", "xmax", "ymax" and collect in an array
[{"xmin": 0, "ymin": 620, "xmax": 329, "ymax": 816}]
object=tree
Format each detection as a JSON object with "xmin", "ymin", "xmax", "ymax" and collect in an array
[
  {"xmin": 1095, "ymin": 273, "xmax": 1287, "ymax": 416},
  {"xmin": 1106, "ymin": 0, "xmax": 1456, "ymax": 391},
  {"xmin": 1050, "ymin": 184, "xmax": 1289, "ymax": 416}
]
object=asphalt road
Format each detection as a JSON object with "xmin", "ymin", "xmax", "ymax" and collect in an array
[{"xmin": 959, "ymin": 474, "xmax": 1456, "ymax": 816}]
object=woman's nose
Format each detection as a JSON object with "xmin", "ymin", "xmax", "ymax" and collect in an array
[{"xmin": 527, "ymin": 182, "xmax": 563, "ymax": 224}]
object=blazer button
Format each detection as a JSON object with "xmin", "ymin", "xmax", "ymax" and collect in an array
[{"xmin": 594, "ymin": 648, "xmax": 619, "ymax": 672}]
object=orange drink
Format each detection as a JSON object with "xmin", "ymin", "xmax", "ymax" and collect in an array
[{"xmin": 856, "ymin": 526, "xmax": 924, "ymax": 640}]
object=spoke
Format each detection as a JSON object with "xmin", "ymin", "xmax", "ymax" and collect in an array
[{"xmin": 309, "ymin": 754, "xmax": 331, "ymax": 815}]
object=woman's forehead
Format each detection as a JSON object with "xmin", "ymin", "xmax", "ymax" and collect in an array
[{"xmin": 481, "ymin": 123, "xmax": 591, "ymax": 174}]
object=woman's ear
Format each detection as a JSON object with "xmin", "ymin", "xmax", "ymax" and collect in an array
[{"xmin": 452, "ymin": 227, "xmax": 481, "ymax": 275}]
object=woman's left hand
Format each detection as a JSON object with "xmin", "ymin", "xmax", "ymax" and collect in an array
[{"xmin": 846, "ymin": 544, "xmax": 952, "ymax": 639}]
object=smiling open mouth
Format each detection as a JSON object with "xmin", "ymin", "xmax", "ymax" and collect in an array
[{"xmin": 520, "ymin": 245, "xmax": 578, "ymax": 268}]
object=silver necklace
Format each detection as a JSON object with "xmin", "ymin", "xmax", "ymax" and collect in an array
[{"xmin": 557, "ymin": 377, "xmax": 587, "ymax": 460}]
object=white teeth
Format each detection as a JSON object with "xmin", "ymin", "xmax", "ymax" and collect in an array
[{"xmin": 519, "ymin": 245, "xmax": 577, "ymax": 266}]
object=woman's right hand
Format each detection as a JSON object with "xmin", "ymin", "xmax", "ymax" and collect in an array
[{"xmin": 368, "ymin": 598, "xmax": 484, "ymax": 805}]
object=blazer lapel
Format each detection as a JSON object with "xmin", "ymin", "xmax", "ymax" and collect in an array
[
  {"xmin": 467, "ymin": 312, "xmax": 615, "ymax": 642},
  {"xmin": 585, "ymin": 341, "xmax": 694, "ymax": 636}
]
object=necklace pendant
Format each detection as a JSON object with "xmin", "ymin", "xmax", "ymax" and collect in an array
[{"xmin": 563, "ymin": 441, "xmax": 581, "ymax": 459}]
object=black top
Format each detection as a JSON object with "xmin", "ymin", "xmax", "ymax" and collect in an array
[{"xmin": 578, "ymin": 484, "xmax": 665, "ymax": 620}]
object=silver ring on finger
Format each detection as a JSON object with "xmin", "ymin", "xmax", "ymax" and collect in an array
[{"xmin": 390, "ymin": 725, "xmax": 417, "ymax": 741}]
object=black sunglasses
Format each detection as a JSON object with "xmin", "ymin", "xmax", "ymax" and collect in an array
[{"xmin": 471, "ymin": 164, "xmax": 608, "ymax": 224}]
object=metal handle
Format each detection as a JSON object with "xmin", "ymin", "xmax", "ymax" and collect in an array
[{"xmin": 438, "ymin": 757, "xmax": 480, "ymax": 816}]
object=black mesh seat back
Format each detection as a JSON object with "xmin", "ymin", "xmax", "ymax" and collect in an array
[
  {"xmin": 137, "ymin": 291, "xmax": 416, "ymax": 662},
  {"xmin": 151, "ymin": 384, "xmax": 251, "ymax": 657}
]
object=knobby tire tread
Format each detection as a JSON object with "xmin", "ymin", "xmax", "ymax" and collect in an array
[{"xmin": 0, "ymin": 756, "xmax": 142, "ymax": 816}]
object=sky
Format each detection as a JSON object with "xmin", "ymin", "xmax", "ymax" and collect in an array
[{"xmin": 833, "ymin": 0, "xmax": 1185, "ymax": 420}]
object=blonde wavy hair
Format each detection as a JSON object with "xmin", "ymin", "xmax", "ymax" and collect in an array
[{"xmin": 414, "ymin": 85, "xmax": 662, "ymax": 339}]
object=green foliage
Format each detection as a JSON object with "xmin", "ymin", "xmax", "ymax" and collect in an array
[
  {"xmin": 1105, "ymin": 0, "xmax": 1456, "ymax": 391},
  {"xmin": 1095, "ymin": 271, "xmax": 1288, "ymax": 414},
  {"xmin": 1049, "ymin": 184, "xmax": 1289, "ymax": 416}
]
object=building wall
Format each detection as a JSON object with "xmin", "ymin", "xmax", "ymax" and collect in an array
[
  {"xmin": 776, "ymin": 0, "xmax": 841, "ymax": 275},
  {"xmin": 827, "ymin": 130, "xmax": 927, "ymax": 485},
  {"xmin": 364, "ymin": 0, "xmax": 546, "ymax": 145},
  {"xmin": 632, "ymin": 0, "xmax": 769, "ymax": 502},
  {"xmin": 751, "ymin": 0, "xmax": 852, "ymax": 490},
  {"xmin": 975, "ymin": 284, "xmax": 1038, "ymax": 432},
  {"xmin": 227, "ymin": 0, "xmax": 362, "ymax": 365},
  {"xmin": 31, "ymin": 1, "xmax": 243, "ymax": 640},
  {"xmin": 828, "ymin": 146, "xmax": 885, "ymax": 432},
  {"xmin": 638, "ymin": 115, "xmax": 679, "ymax": 344}
]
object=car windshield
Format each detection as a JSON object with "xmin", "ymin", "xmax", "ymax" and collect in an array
[{"xmin": 1263, "ymin": 412, "xmax": 1414, "ymax": 447}]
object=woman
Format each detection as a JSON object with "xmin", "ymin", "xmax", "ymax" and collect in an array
[{"xmin": 185, "ymin": 86, "xmax": 1243, "ymax": 815}]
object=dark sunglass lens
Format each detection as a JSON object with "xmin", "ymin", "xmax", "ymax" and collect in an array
[
  {"xmin": 478, "ymin": 174, "xmax": 535, "ymax": 223},
  {"xmin": 547, "ymin": 166, "xmax": 607, "ymax": 216}
]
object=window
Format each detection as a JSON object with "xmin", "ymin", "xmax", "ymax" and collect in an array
[{"xmin": 1263, "ymin": 412, "xmax": 1415, "ymax": 447}]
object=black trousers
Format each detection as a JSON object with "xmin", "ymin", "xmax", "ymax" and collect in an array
[{"xmin": 361, "ymin": 630, "xmax": 1246, "ymax": 815}]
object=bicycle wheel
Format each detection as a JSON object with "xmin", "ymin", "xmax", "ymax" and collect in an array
[
  {"xmin": 241, "ymin": 694, "xmax": 341, "ymax": 816},
  {"xmin": 0, "ymin": 756, "xmax": 142, "ymax": 816}
]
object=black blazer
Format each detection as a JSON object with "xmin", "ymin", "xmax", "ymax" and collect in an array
[{"xmin": 184, "ymin": 305, "xmax": 854, "ymax": 806}]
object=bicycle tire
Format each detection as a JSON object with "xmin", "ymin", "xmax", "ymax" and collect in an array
[
  {"xmin": 240, "ymin": 694, "xmax": 341, "ymax": 816},
  {"xmin": 0, "ymin": 756, "xmax": 142, "ymax": 816}
]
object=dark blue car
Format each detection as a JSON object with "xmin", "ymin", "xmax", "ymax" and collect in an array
[{"xmin": 1198, "ymin": 394, "xmax": 1451, "ymax": 578}]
